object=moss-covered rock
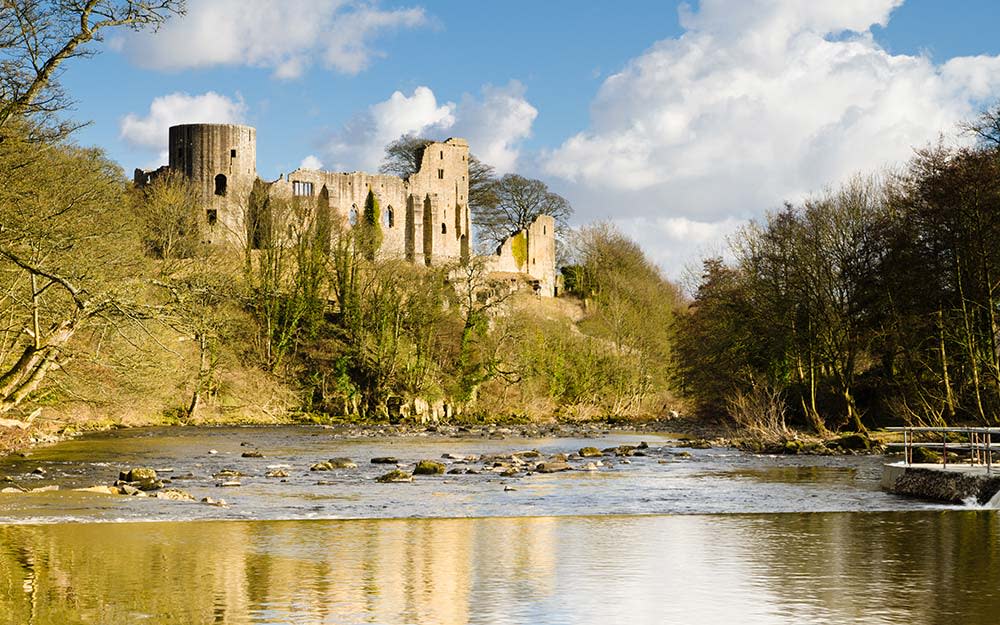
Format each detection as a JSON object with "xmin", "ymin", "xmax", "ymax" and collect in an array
[
  {"xmin": 121, "ymin": 467, "xmax": 157, "ymax": 482},
  {"xmin": 413, "ymin": 460, "xmax": 445, "ymax": 475},
  {"xmin": 579, "ymin": 447, "xmax": 603, "ymax": 457},
  {"xmin": 911, "ymin": 446, "xmax": 942, "ymax": 464},
  {"xmin": 376, "ymin": 469, "xmax": 413, "ymax": 483}
]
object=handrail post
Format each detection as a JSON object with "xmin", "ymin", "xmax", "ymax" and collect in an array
[{"xmin": 989, "ymin": 432, "xmax": 993, "ymax": 475}]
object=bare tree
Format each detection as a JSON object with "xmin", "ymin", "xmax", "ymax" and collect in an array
[
  {"xmin": 0, "ymin": 128, "xmax": 146, "ymax": 415},
  {"xmin": 378, "ymin": 135, "xmax": 432, "ymax": 178},
  {"xmin": 474, "ymin": 174, "xmax": 572, "ymax": 250},
  {"xmin": 0, "ymin": 0, "xmax": 184, "ymax": 137}
]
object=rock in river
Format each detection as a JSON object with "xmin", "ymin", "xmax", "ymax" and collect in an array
[
  {"xmin": 154, "ymin": 488, "xmax": 195, "ymax": 501},
  {"xmin": 579, "ymin": 447, "xmax": 603, "ymax": 458},
  {"xmin": 413, "ymin": 460, "xmax": 445, "ymax": 475},
  {"xmin": 371, "ymin": 457, "xmax": 399, "ymax": 465},
  {"xmin": 120, "ymin": 467, "xmax": 158, "ymax": 482},
  {"xmin": 376, "ymin": 470, "xmax": 413, "ymax": 483},
  {"xmin": 328, "ymin": 458, "xmax": 358, "ymax": 469},
  {"xmin": 536, "ymin": 461, "xmax": 571, "ymax": 473}
]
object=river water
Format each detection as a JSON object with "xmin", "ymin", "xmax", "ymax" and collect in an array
[{"xmin": 0, "ymin": 426, "xmax": 997, "ymax": 624}]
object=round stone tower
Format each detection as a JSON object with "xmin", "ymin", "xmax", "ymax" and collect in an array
[{"xmin": 168, "ymin": 123, "xmax": 257, "ymax": 240}]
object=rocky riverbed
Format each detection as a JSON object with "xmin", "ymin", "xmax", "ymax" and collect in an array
[{"xmin": 0, "ymin": 424, "xmax": 940, "ymax": 523}]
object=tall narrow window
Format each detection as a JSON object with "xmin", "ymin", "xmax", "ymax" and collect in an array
[
  {"xmin": 214, "ymin": 174, "xmax": 227, "ymax": 196},
  {"xmin": 438, "ymin": 169, "xmax": 444, "ymax": 179},
  {"xmin": 440, "ymin": 150, "xmax": 444, "ymax": 159},
  {"xmin": 292, "ymin": 180, "xmax": 314, "ymax": 196},
  {"xmin": 350, "ymin": 204, "xmax": 358, "ymax": 226},
  {"xmin": 387, "ymin": 206, "xmax": 395, "ymax": 228},
  {"xmin": 441, "ymin": 223, "xmax": 447, "ymax": 234},
  {"xmin": 207, "ymin": 209, "xmax": 218, "ymax": 225}
]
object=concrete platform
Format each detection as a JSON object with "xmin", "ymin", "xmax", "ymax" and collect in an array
[{"xmin": 882, "ymin": 462, "xmax": 1000, "ymax": 504}]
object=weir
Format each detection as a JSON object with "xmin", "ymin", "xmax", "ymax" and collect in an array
[{"xmin": 881, "ymin": 426, "xmax": 1000, "ymax": 504}]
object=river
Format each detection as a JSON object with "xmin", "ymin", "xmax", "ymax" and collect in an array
[{"xmin": 0, "ymin": 426, "xmax": 996, "ymax": 624}]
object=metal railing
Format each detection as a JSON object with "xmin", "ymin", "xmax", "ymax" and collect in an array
[{"xmin": 886, "ymin": 426, "xmax": 1000, "ymax": 473}]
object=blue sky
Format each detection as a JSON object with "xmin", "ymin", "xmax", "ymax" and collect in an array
[{"xmin": 59, "ymin": 0, "xmax": 1000, "ymax": 276}]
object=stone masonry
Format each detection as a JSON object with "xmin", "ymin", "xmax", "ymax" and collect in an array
[{"xmin": 134, "ymin": 123, "xmax": 557, "ymax": 296}]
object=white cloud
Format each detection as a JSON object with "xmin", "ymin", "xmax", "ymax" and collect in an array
[
  {"xmin": 300, "ymin": 155, "xmax": 324, "ymax": 170},
  {"xmin": 119, "ymin": 0, "xmax": 427, "ymax": 79},
  {"xmin": 323, "ymin": 83, "xmax": 536, "ymax": 173},
  {"xmin": 120, "ymin": 92, "xmax": 246, "ymax": 163},
  {"xmin": 451, "ymin": 82, "xmax": 538, "ymax": 173},
  {"xmin": 545, "ymin": 0, "xmax": 1000, "ymax": 275}
]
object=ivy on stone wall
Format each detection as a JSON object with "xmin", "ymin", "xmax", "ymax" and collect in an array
[
  {"xmin": 511, "ymin": 231, "xmax": 527, "ymax": 269},
  {"xmin": 361, "ymin": 189, "xmax": 382, "ymax": 260}
]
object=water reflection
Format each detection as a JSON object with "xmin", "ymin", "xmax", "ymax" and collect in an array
[{"xmin": 1, "ymin": 512, "xmax": 999, "ymax": 624}]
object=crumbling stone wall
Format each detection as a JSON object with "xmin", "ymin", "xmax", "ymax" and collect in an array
[
  {"xmin": 270, "ymin": 137, "xmax": 470, "ymax": 265},
  {"xmin": 134, "ymin": 125, "xmax": 556, "ymax": 296}
]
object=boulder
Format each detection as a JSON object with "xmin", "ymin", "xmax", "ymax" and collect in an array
[
  {"xmin": 328, "ymin": 458, "xmax": 358, "ymax": 469},
  {"xmin": 911, "ymin": 446, "xmax": 941, "ymax": 464},
  {"xmin": 265, "ymin": 469, "xmax": 289, "ymax": 478},
  {"xmin": 536, "ymin": 461, "xmax": 571, "ymax": 473},
  {"xmin": 371, "ymin": 457, "xmax": 399, "ymax": 465},
  {"xmin": 154, "ymin": 488, "xmax": 195, "ymax": 501},
  {"xmin": 579, "ymin": 447, "xmax": 603, "ymax": 458},
  {"xmin": 828, "ymin": 433, "xmax": 872, "ymax": 451},
  {"xmin": 310, "ymin": 462, "xmax": 334, "ymax": 471},
  {"xmin": 201, "ymin": 497, "xmax": 227, "ymax": 507},
  {"xmin": 136, "ymin": 479, "xmax": 164, "ymax": 491},
  {"xmin": 376, "ymin": 469, "xmax": 413, "ymax": 483},
  {"xmin": 413, "ymin": 460, "xmax": 446, "ymax": 475},
  {"xmin": 122, "ymin": 467, "xmax": 157, "ymax": 482},
  {"xmin": 241, "ymin": 450, "xmax": 264, "ymax": 458}
]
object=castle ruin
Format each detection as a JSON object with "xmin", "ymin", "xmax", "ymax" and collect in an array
[{"xmin": 134, "ymin": 123, "xmax": 557, "ymax": 296}]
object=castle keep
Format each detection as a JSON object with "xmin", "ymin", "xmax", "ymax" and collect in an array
[{"xmin": 135, "ymin": 123, "xmax": 556, "ymax": 296}]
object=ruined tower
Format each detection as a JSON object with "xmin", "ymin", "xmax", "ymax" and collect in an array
[{"xmin": 168, "ymin": 123, "xmax": 257, "ymax": 241}]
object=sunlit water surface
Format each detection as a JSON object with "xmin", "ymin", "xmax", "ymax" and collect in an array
[
  {"xmin": 2, "ymin": 512, "xmax": 999, "ymax": 625},
  {"xmin": 0, "ymin": 426, "xmax": 993, "ymax": 624}
]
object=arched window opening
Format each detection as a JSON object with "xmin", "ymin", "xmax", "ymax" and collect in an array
[
  {"xmin": 387, "ymin": 206, "xmax": 395, "ymax": 228},
  {"xmin": 441, "ymin": 223, "xmax": 447, "ymax": 234},
  {"xmin": 543, "ymin": 225, "xmax": 547, "ymax": 235},
  {"xmin": 350, "ymin": 204, "xmax": 358, "ymax": 226},
  {"xmin": 214, "ymin": 174, "xmax": 227, "ymax": 196}
]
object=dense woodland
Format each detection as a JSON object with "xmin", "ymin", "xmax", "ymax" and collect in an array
[{"xmin": 676, "ymin": 111, "xmax": 1000, "ymax": 439}]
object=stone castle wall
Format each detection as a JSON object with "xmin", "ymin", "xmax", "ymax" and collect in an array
[
  {"xmin": 135, "ymin": 124, "xmax": 555, "ymax": 295},
  {"xmin": 269, "ymin": 138, "xmax": 471, "ymax": 265}
]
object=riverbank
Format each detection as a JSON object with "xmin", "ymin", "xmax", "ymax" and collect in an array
[{"xmin": 0, "ymin": 407, "xmax": 895, "ymax": 461}]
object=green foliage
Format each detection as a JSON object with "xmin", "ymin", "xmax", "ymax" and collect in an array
[
  {"xmin": 674, "ymin": 131, "xmax": 1000, "ymax": 432},
  {"xmin": 359, "ymin": 189, "xmax": 383, "ymax": 261},
  {"xmin": 510, "ymin": 231, "xmax": 527, "ymax": 269}
]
